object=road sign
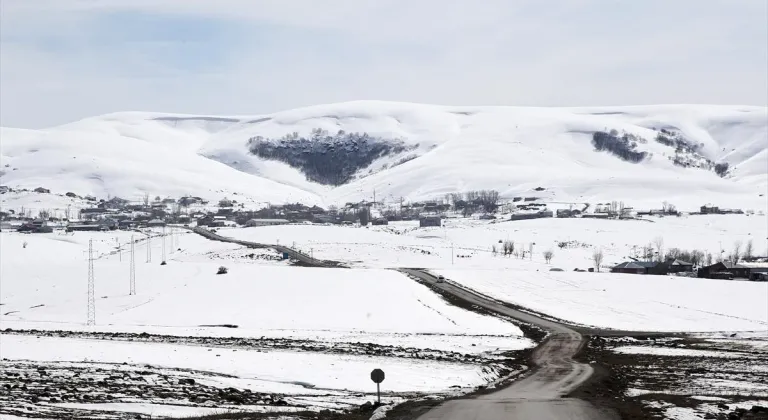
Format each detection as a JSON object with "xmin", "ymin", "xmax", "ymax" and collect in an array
[
  {"xmin": 370, "ymin": 368, "xmax": 385, "ymax": 404},
  {"xmin": 370, "ymin": 368, "xmax": 385, "ymax": 383}
]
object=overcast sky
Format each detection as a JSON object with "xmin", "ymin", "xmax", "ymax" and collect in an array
[{"xmin": 1, "ymin": 0, "xmax": 766, "ymax": 128}]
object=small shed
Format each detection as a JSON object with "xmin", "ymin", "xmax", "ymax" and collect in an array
[{"xmin": 419, "ymin": 216, "xmax": 442, "ymax": 228}]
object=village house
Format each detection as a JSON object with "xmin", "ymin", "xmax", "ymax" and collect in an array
[
  {"xmin": 611, "ymin": 261, "xmax": 668, "ymax": 275},
  {"xmin": 419, "ymin": 215, "xmax": 442, "ymax": 227},
  {"xmin": 245, "ymin": 218, "xmax": 290, "ymax": 227},
  {"xmin": 17, "ymin": 219, "xmax": 53, "ymax": 233},
  {"xmin": 697, "ymin": 262, "xmax": 750, "ymax": 280},
  {"xmin": 739, "ymin": 263, "xmax": 768, "ymax": 281},
  {"xmin": 209, "ymin": 216, "xmax": 227, "ymax": 227},
  {"xmin": 667, "ymin": 259, "xmax": 694, "ymax": 273}
]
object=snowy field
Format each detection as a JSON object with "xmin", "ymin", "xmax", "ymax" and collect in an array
[
  {"xmin": 1, "ymin": 334, "xmax": 496, "ymax": 394},
  {"xmin": 0, "ymin": 230, "xmax": 527, "ymax": 351},
  {"xmin": 434, "ymin": 268, "xmax": 768, "ymax": 332},
  {"xmin": 219, "ymin": 215, "xmax": 768, "ymax": 332},
  {"xmin": 0, "ymin": 228, "xmax": 533, "ymax": 418},
  {"xmin": 223, "ymin": 213, "xmax": 765, "ymax": 271}
]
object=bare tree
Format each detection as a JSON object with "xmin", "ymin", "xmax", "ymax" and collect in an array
[
  {"xmin": 143, "ymin": 192, "xmax": 150, "ymax": 206},
  {"xmin": 643, "ymin": 243, "xmax": 654, "ymax": 262},
  {"xmin": 705, "ymin": 252, "xmax": 713, "ymax": 266},
  {"xmin": 690, "ymin": 250, "xmax": 705, "ymax": 267},
  {"xmin": 653, "ymin": 236, "xmax": 664, "ymax": 262},
  {"xmin": 492, "ymin": 244, "xmax": 498, "ymax": 256},
  {"xmin": 731, "ymin": 241, "xmax": 742, "ymax": 263},
  {"xmin": 543, "ymin": 249, "xmax": 554, "ymax": 264},
  {"xmin": 592, "ymin": 248, "xmax": 604, "ymax": 272},
  {"xmin": 744, "ymin": 239, "xmax": 753, "ymax": 261}
]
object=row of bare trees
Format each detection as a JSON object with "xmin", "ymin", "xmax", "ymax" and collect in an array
[
  {"xmin": 728, "ymin": 239, "xmax": 754, "ymax": 263},
  {"xmin": 445, "ymin": 190, "xmax": 500, "ymax": 214},
  {"xmin": 657, "ymin": 238, "xmax": 754, "ymax": 265}
]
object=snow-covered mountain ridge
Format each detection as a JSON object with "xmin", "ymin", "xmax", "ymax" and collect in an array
[{"xmin": 1, "ymin": 101, "xmax": 766, "ymax": 210}]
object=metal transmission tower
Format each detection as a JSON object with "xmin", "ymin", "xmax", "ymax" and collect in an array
[
  {"xmin": 87, "ymin": 239, "xmax": 96, "ymax": 325},
  {"xmin": 129, "ymin": 235, "xmax": 136, "ymax": 295}
]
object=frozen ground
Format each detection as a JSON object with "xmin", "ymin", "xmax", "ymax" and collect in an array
[
  {"xmin": 223, "ymin": 214, "xmax": 766, "ymax": 271},
  {"xmin": 582, "ymin": 335, "xmax": 768, "ymax": 420}
]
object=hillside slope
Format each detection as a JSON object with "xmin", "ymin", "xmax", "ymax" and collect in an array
[{"xmin": 1, "ymin": 101, "xmax": 765, "ymax": 210}]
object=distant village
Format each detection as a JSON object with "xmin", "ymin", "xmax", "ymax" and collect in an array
[{"xmin": 1, "ymin": 185, "xmax": 764, "ymax": 281}]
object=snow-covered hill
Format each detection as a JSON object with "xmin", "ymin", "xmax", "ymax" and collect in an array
[{"xmin": 1, "ymin": 101, "xmax": 766, "ymax": 210}]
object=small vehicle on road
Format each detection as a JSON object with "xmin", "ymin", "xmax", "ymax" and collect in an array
[{"xmin": 436, "ymin": 275, "xmax": 445, "ymax": 283}]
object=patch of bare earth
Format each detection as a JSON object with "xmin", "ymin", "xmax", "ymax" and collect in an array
[{"xmin": 569, "ymin": 335, "xmax": 768, "ymax": 420}]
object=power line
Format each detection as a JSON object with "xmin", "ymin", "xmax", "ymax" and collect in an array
[
  {"xmin": 87, "ymin": 239, "xmax": 95, "ymax": 326},
  {"xmin": 129, "ymin": 235, "xmax": 136, "ymax": 295}
]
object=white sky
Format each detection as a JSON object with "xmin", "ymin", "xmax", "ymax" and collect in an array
[{"xmin": 1, "ymin": 0, "xmax": 767, "ymax": 128}]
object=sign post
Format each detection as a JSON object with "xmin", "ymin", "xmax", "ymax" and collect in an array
[{"xmin": 370, "ymin": 368, "xmax": 385, "ymax": 404}]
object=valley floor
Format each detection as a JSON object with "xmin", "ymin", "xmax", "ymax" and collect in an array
[{"xmin": 1, "ymin": 212, "xmax": 766, "ymax": 419}]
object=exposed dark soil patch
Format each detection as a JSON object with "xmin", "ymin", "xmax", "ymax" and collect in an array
[
  {"xmin": 2, "ymin": 328, "xmax": 516, "ymax": 366},
  {"xmin": 569, "ymin": 336, "xmax": 768, "ymax": 420}
]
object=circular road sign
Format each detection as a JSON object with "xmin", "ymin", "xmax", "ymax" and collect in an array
[{"xmin": 370, "ymin": 368, "xmax": 385, "ymax": 384}]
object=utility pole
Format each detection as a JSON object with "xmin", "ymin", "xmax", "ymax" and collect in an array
[
  {"xmin": 116, "ymin": 237, "xmax": 121, "ymax": 262},
  {"xmin": 451, "ymin": 243, "xmax": 454, "ymax": 265},
  {"xmin": 129, "ymin": 235, "xmax": 136, "ymax": 295},
  {"xmin": 146, "ymin": 233, "xmax": 152, "ymax": 263},
  {"xmin": 87, "ymin": 239, "xmax": 95, "ymax": 326},
  {"xmin": 161, "ymin": 225, "xmax": 167, "ymax": 264}
]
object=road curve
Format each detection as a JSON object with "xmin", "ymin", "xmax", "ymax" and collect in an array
[
  {"xmin": 184, "ymin": 228, "xmax": 616, "ymax": 419},
  {"xmin": 401, "ymin": 269, "xmax": 617, "ymax": 420}
]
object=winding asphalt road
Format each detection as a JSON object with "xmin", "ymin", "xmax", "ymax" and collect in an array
[
  {"xmin": 186, "ymin": 227, "xmax": 618, "ymax": 419},
  {"xmin": 401, "ymin": 269, "xmax": 617, "ymax": 420}
]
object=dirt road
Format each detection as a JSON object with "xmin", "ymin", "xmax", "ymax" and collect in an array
[{"xmin": 401, "ymin": 269, "xmax": 618, "ymax": 420}]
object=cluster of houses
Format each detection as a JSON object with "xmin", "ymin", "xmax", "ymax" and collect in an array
[
  {"xmin": 611, "ymin": 259, "xmax": 768, "ymax": 281},
  {"xmin": 697, "ymin": 205, "xmax": 745, "ymax": 215}
]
